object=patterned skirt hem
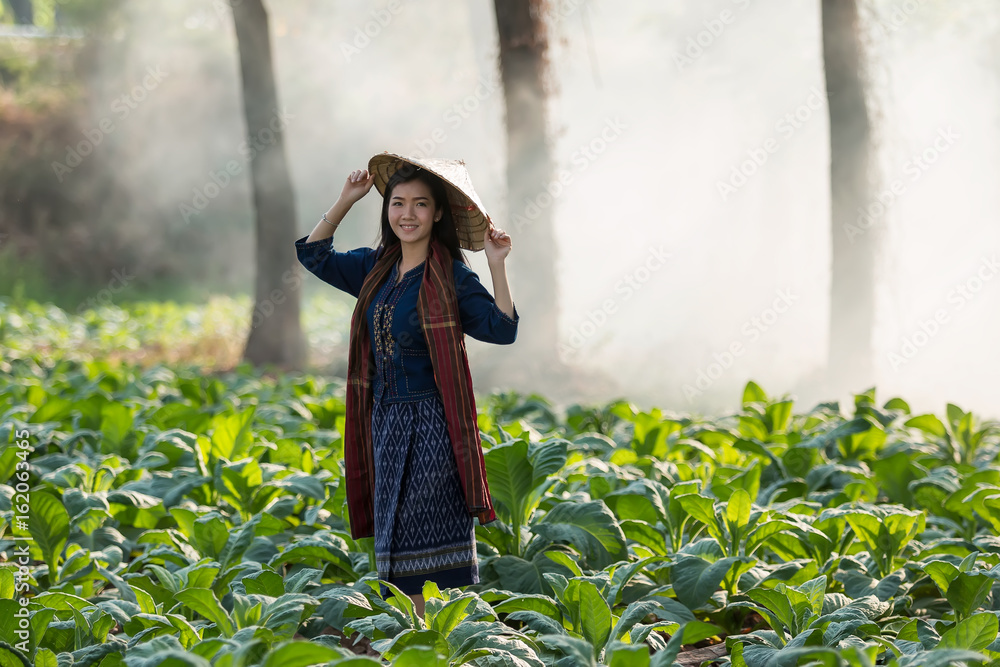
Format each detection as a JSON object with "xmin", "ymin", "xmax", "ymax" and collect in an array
[
  {"xmin": 372, "ymin": 392, "xmax": 479, "ymax": 598},
  {"xmin": 377, "ymin": 552, "xmax": 478, "ymax": 578},
  {"xmin": 377, "ymin": 541, "xmax": 474, "ymax": 563}
]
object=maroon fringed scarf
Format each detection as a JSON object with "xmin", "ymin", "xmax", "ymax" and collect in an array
[{"xmin": 343, "ymin": 236, "xmax": 496, "ymax": 539}]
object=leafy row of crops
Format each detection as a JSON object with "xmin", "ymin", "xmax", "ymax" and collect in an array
[
  {"xmin": 0, "ymin": 295, "xmax": 352, "ymax": 370},
  {"xmin": 2, "ymin": 349, "xmax": 1000, "ymax": 666}
]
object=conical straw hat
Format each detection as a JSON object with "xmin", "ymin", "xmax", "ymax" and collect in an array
[{"xmin": 368, "ymin": 151, "xmax": 492, "ymax": 252}]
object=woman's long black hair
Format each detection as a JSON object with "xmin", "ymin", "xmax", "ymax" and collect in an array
[{"xmin": 373, "ymin": 164, "xmax": 468, "ymax": 266}]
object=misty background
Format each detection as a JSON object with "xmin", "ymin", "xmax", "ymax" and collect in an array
[{"xmin": 3, "ymin": 0, "xmax": 999, "ymax": 419}]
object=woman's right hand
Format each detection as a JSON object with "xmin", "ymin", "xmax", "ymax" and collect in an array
[{"xmin": 340, "ymin": 169, "xmax": 376, "ymax": 206}]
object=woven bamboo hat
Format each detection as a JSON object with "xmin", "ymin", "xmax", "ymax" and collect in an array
[{"xmin": 368, "ymin": 151, "xmax": 492, "ymax": 252}]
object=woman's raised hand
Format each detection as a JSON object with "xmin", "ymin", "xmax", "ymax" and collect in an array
[
  {"xmin": 340, "ymin": 169, "xmax": 376, "ymax": 206},
  {"xmin": 484, "ymin": 219, "xmax": 512, "ymax": 264}
]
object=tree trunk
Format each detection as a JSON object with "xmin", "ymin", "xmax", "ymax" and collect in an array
[
  {"xmin": 230, "ymin": 0, "xmax": 307, "ymax": 371},
  {"xmin": 5, "ymin": 0, "xmax": 33, "ymax": 25},
  {"xmin": 493, "ymin": 0, "xmax": 560, "ymax": 379},
  {"xmin": 821, "ymin": 0, "xmax": 875, "ymax": 394}
]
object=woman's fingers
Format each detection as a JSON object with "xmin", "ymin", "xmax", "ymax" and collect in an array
[{"xmin": 485, "ymin": 226, "xmax": 511, "ymax": 249}]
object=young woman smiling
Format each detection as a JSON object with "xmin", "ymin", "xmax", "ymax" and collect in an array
[{"xmin": 295, "ymin": 153, "xmax": 518, "ymax": 617}]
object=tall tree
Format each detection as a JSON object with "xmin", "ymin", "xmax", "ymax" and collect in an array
[
  {"xmin": 821, "ymin": 0, "xmax": 875, "ymax": 393},
  {"xmin": 230, "ymin": 0, "xmax": 306, "ymax": 370},
  {"xmin": 493, "ymin": 0, "xmax": 559, "ymax": 379}
]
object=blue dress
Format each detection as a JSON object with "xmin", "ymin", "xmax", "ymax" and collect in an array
[
  {"xmin": 368, "ymin": 260, "xmax": 480, "ymax": 596},
  {"xmin": 293, "ymin": 234, "xmax": 519, "ymax": 598}
]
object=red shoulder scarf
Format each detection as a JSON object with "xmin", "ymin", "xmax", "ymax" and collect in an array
[{"xmin": 343, "ymin": 236, "xmax": 496, "ymax": 539}]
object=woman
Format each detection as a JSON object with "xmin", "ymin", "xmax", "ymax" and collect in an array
[{"xmin": 294, "ymin": 153, "xmax": 518, "ymax": 617}]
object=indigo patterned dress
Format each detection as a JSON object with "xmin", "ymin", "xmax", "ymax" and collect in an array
[
  {"xmin": 367, "ymin": 260, "xmax": 478, "ymax": 596},
  {"xmin": 293, "ymin": 234, "xmax": 519, "ymax": 597}
]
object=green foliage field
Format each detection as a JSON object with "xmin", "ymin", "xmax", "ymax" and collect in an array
[
  {"xmin": 0, "ymin": 294, "xmax": 352, "ymax": 371},
  {"xmin": 2, "ymin": 300, "xmax": 1000, "ymax": 666}
]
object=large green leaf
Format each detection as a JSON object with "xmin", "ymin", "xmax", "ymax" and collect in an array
[
  {"xmin": 531, "ymin": 501, "xmax": 626, "ymax": 569},
  {"xmin": 0, "ymin": 570, "xmax": 12, "ymax": 600},
  {"xmin": 484, "ymin": 440, "xmax": 534, "ymax": 526},
  {"xmin": 576, "ymin": 580, "xmax": 612, "ymax": 657},
  {"xmin": 427, "ymin": 595, "xmax": 477, "ymax": 639},
  {"xmin": 490, "ymin": 551, "xmax": 573, "ymax": 595},
  {"xmin": 100, "ymin": 402, "xmax": 134, "ymax": 455},
  {"xmin": 119, "ymin": 635, "xmax": 212, "ymax": 667},
  {"xmin": 259, "ymin": 641, "xmax": 345, "ymax": 667},
  {"xmin": 256, "ymin": 593, "xmax": 320, "ymax": 641},
  {"xmin": 493, "ymin": 595, "xmax": 563, "ymax": 623},
  {"xmin": 265, "ymin": 472, "xmax": 327, "ymax": 501},
  {"xmin": 746, "ymin": 587, "xmax": 796, "ymax": 638},
  {"xmin": 739, "ymin": 642, "xmax": 840, "ymax": 667},
  {"xmin": 175, "ymin": 587, "xmax": 236, "ymax": 637},
  {"xmin": 391, "ymin": 646, "xmax": 449, "ymax": 667},
  {"xmin": 891, "ymin": 649, "xmax": 989, "ymax": 667},
  {"xmin": 534, "ymin": 634, "xmax": 597, "ymax": 667},
  {"xmin": 271, "ymin": 536, "xmax": 357, "ymax": 582},
  {"xmin": 675, "ymin": 494, "xmax": 726, "ymax": 547},
  {"xmin": 28, "ymin": 492, "xmax": 69, "ymax": 577},
  {"xmin": 742, "ymin": 381, "xmax": 769, "ymax": 408},
  {"xmin": 612, "ymin": 601, "xmax": 662, "ymax": 642},
  {"xmin": 937, "ymin": 613, "xmax": 998, "ymax": 651},
  {"xmin": 484, "ymin": 438, "xmax": 568, "ymax": 556},
  {"xmin": 604, "ymin": 479, "xmax": 668, "ymax": 525},
  {"xmin": 946, "ymin": 572, "xmax": 992, "ymax": 620},
  {"xmin": 218, "ymin": 516, "xmax": 259, "ymax": 571},
  {"xmin": 215, "ymin": 458, "xmax": 264, "ymax": 517},
  {"xmin": 192, "ymin": 513, "xmax": 229, "ymax": 560},
  {"xmin": 209, "ymin": 408, "xmax": 257, "ymax": 462},
  {"xmin": 619, "ymin": 520, "xmax": 668, "ymax": 556},
  {"xmin": 528, "ymin": 438, "xmax": 569, "ymax": 490},
  {"xmin": 0, "ymin": 447, "xmax": 18, "ymax": 486},
  {"xmin": 726, "ymin": 489, "xmax": 751, "ymax": 530},
  {"xmin": 671, "ymin": 555, "xmax": 751, "ymax": 610}
]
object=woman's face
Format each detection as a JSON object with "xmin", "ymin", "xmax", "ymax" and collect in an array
[{"xmin": 387, "ymin": 178, "xmax": 440, "ymax": 248}]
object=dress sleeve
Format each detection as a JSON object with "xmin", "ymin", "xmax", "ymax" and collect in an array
[
  {"xmin": 453, "ymin": 261, "xmax": 519, "ymax": 345},
  {"xmin": 294, "ymin": 234, "xmax": 378, "ymax": 299}
]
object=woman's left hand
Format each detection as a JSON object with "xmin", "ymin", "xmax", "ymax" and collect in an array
[{"xmin": 484, "ymin": 221, "xmax": 512, "ymax": 264}]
